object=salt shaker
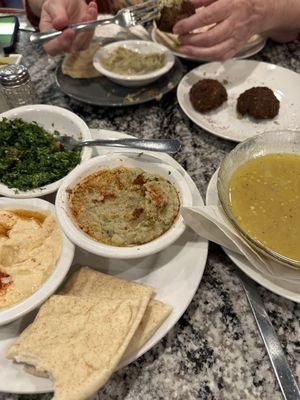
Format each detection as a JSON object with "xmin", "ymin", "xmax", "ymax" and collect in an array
[{"xmin": 0, "ymin": 65, "xmax": 38, "ymax": 109}]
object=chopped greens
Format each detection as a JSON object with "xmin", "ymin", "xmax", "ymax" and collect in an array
[{"xmin": 0, "ymin": 118, "xmax": 81, "ymax": 191}]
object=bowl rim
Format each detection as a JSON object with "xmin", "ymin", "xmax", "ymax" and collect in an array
[
  {"xmin": 93, "ymin": 40, "xmax": 175, "ymax": 81},
  {"xmin": 217, "ymin": 129, "xmax": 300, "ymax": 270},
  {"xmin": 0, "ymin": 197, "xmax": 75, "ymax": 326},
  {"xmin": 0, "ymin": 104, "xmax": 92, "ymax": 199},
  {"xmin": 55, "ymin": 150, "xmax": 193, "ymax": 259}
]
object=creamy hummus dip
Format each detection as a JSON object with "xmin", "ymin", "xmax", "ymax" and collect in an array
[
  {"xmin": 0, "ymin": 210, "xmax": 62, "ymax": 310},
  {"xmin": 69, "ymin": 166, "xmax": 180, "ymax": 246}
]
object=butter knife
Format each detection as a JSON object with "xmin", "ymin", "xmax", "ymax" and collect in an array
[{"xmin": 237, "ymin": 269, "xmax": 300, "ymax": 400}]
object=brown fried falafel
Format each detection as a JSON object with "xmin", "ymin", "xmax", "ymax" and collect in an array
[
  {"xmin": 157, "ymin": 0, "xmax": 195, "ymax": 33},
  {"xmin": 237, "ymin": 87, "xmax": 280, "ymax": 120},
  {"xmin": 189, "ymin": 79, "xmax": 228, "ymax": 113}
]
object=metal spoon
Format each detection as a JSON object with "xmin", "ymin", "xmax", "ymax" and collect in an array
[{"xmin": 55, "ymin": 136, "xmax": 181, "ymax": 154}]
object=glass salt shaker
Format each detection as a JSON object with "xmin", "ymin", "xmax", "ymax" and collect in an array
[{"xmin": 0, "ymin": 65, "xmax": 38, "ymax": 109}]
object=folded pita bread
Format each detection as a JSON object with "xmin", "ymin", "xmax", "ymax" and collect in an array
[
  {"xmin": 6, "ymin": 294, "xmax": 150, "ymax": 400},
  {"xmin": 123, "ymin": 298, "xmax": 172, "ymax": 359},
  {"xmin": 59, "ymin": 266, "xmax": 154, "ymax": 299},
  {"xmin": 60, "ymin": 267, "xmax": 172, "ymax": 359},
  {"xmin": 62, "ymin": 42, "xmax": 101, "ymax": 79}
]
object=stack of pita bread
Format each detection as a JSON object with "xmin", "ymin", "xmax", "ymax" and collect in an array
[{"xmin": 6, "ymin": 266, "xmax": 172, "ymax": 400}]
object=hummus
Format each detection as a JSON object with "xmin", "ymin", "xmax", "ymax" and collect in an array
[
  {"xmin": 69, "ymin": 166, "xmax": 180, "ymax": 246},
  {"xmin": 0, "ymin": 210, "xmax": 62, "ymax": 310}
]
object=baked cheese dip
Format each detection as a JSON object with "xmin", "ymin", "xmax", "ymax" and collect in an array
[
  {"xmin": 68, "ymin": 166, "xmax": 180, "ymax": 246},
  {"xmin": 230, "ymin": 153, "xmax": 300, "ymax": 262}
]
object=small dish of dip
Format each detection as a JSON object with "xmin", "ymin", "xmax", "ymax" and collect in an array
[
  {"xmin": 56, "ymin": 151, "xmax": 193, "ymax": 259},
  {"xmin": 93, "ymin": 40, "xmax": 175, "ymax": 87},
  {"xmin": 0, "ymin": 197, "xmax": 74, "ymax": 326}
]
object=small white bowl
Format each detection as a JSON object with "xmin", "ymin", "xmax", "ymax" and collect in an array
[
  {"xmin": 93, "ymin": 40, "xmax": 175, "ymax": 87},
  {"xmin": 0, "ymin": 104, "xmax": 92, "ymax": 198},
  {"xmin": 56, "ymin": 151, "xmax": 193, "ymax": 259},
  {"xmin": 0, "ymin": 197, "xmax": 75, "ymax": 326}
]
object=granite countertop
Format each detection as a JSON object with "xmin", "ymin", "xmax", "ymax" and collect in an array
[{"xmin": 1, "ymin": 23, "xmax": 300, "ymax": 400}]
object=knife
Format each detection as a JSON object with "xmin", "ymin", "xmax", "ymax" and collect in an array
[{"xmin": 237, "ymin": 269, "xmax": 300, "ymax": 400}]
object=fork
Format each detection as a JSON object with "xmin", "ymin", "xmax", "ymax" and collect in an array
[
  {"xmin": 54, "ymin": 135, "xmax": 181, "ymax": 154},
  {"xmin": 30, "ymin": 1, "xmax": 159, "ymax": 45}
]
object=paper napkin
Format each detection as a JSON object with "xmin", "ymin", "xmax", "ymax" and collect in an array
[{"xmin": 181, "ymin": 205, "xmax": 300, "ymax": 281}]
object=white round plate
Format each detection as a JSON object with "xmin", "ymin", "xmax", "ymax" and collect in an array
[
  {"xmin": 0, "ymin": 129, "xmax": 208, "ymax": 394},
  {"xmin": 151, "ymin": 28, "xmax": 266, "ymax": 62},
  {"xmin": 177, "ymin": 60, "xmax": 300, "ymax": 142},
  {"xmin": 206, "ymin": 170, "xmax": 300, "ymax": 302}
]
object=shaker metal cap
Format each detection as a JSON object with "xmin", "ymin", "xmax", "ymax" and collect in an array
[{"xmin": 0, "ymin": 64, "xmax": 29, "ymax": 87}]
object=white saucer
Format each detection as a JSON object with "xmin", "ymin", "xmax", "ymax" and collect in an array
[
  {"xmin": 177, "ymin": 60, "xmax": 300, "ymax": 142},
  {"xmin": 206, "ymin": 170, "xmax": 300, "ymax": 303}
]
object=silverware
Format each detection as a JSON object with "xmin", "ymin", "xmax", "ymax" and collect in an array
[
  {"xmin": 55, "ymin": 136, "xmax": 181, "ymax": 154},
  {"xmin": 237, "ymin": 269, "xmax": 300, "ymax": 400},
  {"xmin": 30, "ymin": 1, "xmax": 158, "ymax": 45}
]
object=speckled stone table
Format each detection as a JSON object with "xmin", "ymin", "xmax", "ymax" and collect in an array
[{"xmin": 1, "ymin": 25, "xmax": 300, "ymax": 400}]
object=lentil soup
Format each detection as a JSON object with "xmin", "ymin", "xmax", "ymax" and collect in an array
[{"xmin": 229, "ymin": 153, "xmax": 300, "ymax": 262}]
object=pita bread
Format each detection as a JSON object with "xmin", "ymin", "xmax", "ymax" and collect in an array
[
  {"xmin": 60, "ymin": 266, "xmax": 154, "ymax": 299},
  {"xmin": 24, "ymin": 298, "xmax": 172, "ymax": 377},
  {"xmin": 60, "ymin": 267, "xmax": 172, "ymax": 359},
  {"xmin": 6, "ymin": 294, "xmax": 150, "ymax": 400},
  {"xmin": 123, "ymin": 298, "xmax": 172, "ymax": 359},
  {"xmin": 62, "ymin": 42, "xmax": 101, "ymax": 79}
]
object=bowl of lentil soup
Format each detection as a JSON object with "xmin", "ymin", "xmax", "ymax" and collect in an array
[
  {"xmin": 217, "ymin": 130, "xmax": 300, "ymax": 270},
  {"xmin": 0, "ymin": 105, "xmax": 92, "ymax": 198}
]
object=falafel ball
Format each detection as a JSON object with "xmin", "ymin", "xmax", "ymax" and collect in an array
[
  {"xmin": 157, "ymin": 0, "xmax": 195, "ymax": 33},
  {"xmin": 237, "ymin": 87, "xmax": 280, "ymax": 120},
  {"xmin": 189, "ymin": 79, "xmax": 228, "ymax": 113}
]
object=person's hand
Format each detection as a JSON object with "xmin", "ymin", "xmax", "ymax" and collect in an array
[
  {"xmin": 173, "ymin": 0, "xmax": 272, "ymax": 61},
  {"xmin": 39, "ymin": 0, "xmax": 98, "ymax": 56}
]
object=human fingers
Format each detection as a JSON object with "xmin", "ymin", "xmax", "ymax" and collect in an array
[
  {"xmin": 173, "ymin": 0, "xmax": 230, "ymax": 35},
  {"xmin": 178, "ymin": 18, "xmax": 231, "ymax": 47},
  {"xmin": 179, "ymin": 37, "xmax": 235, "ymax": 61},
  {"xmin": 43, "ymin": 29, "xmax": 75, "ymax": 56},
  {"xmin": 43, "ymin": 0, "xmax": 69, "ymax": 30},
  {"xmin": 71, "ymin": 2, "xmax": 98, "ymax": 52},
  {"xmin": 78, "ymin": 2, "xmax": 98, "ymax": 50}
]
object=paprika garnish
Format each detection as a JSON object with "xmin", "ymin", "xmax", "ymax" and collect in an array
[{"xmin": 0, "ymin": 271, "xmax": 12, "ymax": 294}]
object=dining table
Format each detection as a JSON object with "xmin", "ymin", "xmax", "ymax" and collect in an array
[{"xmin": 0, "ymin": 16, "xmax": 299, "ymax": 400}]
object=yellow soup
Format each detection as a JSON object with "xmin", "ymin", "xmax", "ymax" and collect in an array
[{"xmin": 230, "ymin": 153, "xmax": 300, "ymax": 262}]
